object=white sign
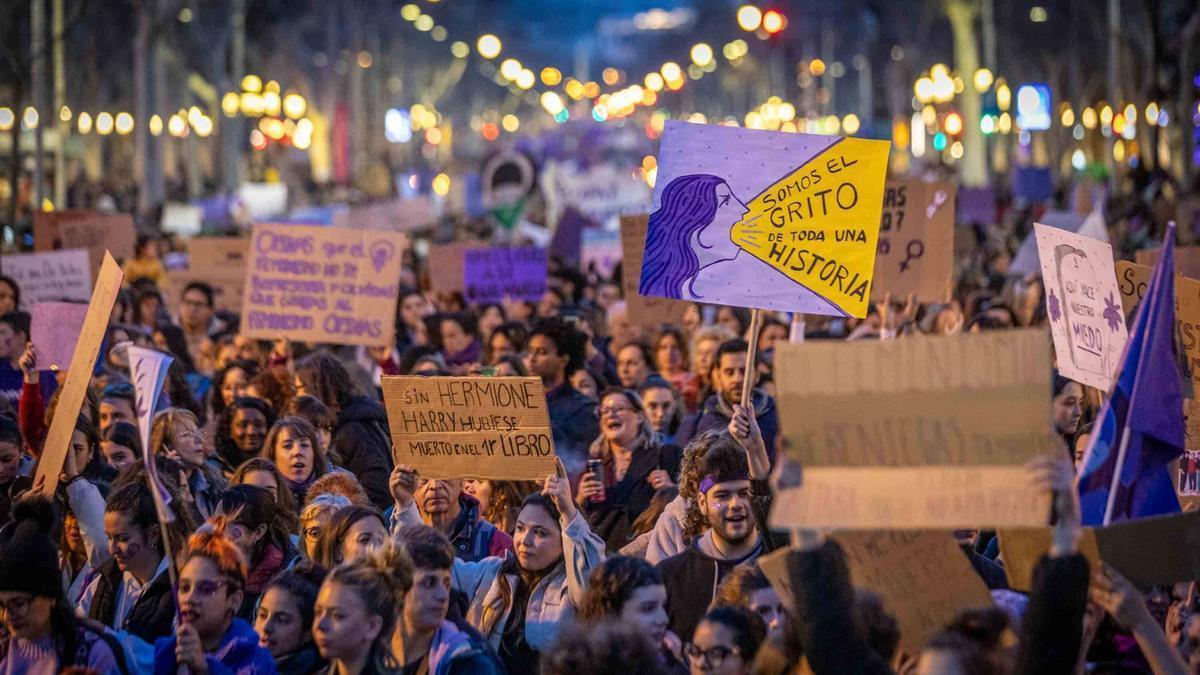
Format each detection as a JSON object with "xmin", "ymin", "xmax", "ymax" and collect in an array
[{"xmin": 2, "ymin": 249, "xmax": 92, "ymax": 309}]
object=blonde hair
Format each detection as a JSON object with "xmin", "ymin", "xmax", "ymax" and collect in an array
[
  {"xmin": 149, "ymin": 407, "xmax": 200, "ymax": 457},
  {"xmin": 324, "ymin": 542, "xmax": 413, "ymax": 672}
]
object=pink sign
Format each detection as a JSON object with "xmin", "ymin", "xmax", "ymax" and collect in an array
[{"xmin": 30, "ymin": 301, "xmax": 90, "ymax": 371}]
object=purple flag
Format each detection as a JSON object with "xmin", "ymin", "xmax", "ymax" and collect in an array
[{"xmin": 1078, "ymin": 224, "xmax": 1184, "ymax": 524}]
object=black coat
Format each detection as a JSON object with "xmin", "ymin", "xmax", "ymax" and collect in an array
[
  {"xmin": 675, "ymin": 391, "xmax": 779, "ymax": 466},
  {"xmin": 87, "ymin": 558, "xmax": 176, "ymax": 644},
  {"xmin": 331, "ymin": 396, "xmax": 394, "ymax": 509},
  {"xmin": 545, "ymin": 384, "xmax": 599, "ymax": 478},
  {"xmin": 583, "ymin": 443, "xmax": 681, "ymax": 551}
]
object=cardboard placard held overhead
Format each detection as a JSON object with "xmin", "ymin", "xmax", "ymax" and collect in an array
[
  {"xmin": 1034, "ymin": 223, "xmax": 1128, "ymax": 391},
  {"xmin": 619, "ymin": 215, "xmax": 692, "ymax": 328},
  {"xmin": 759, "ymin": 531, "xmax": 992, "ymax": 655},
  {"xmin": 381, "ymin": 376, "xmax": 557, "ymax": 480},
  {"xmin": 1115, "ymin": 261, "xmax": 1200, "ymax": 388},
  {"xmin": 1137, "ymin": 246, "xmax": 1200, "ymax": 281},
  {"xmin": 56, "ymin": 213, "xmax": 137, "ymax": 277},
  {"xmin": 770, "ymin": 330, "xmax": 1055, "ymax": 528},
  {"xmin": 335, "ymin": 197, "xmax": 438, "ymax": 232},
  {"xmin": 164, "ymin": 237, "xmax": 250, "ymax": 313},
  {"xmin": 463, "ymin": 247, "xmax": 547, "ymax": 304},
  {"xmin": 240, "ymin": 223, "xmax": 407, "ymax": 347},
  {"xmin": 1000, "ymin": 510, "xmax": 1200, "ymax": 591},
  {"xmin": 30, "ymin": 302, "xmax": 90, "ymax": 371},
  {"xmin": 0, "ymin": 249, "xmax": 92, "ymax": 309},
  {"xmin": 32, "ymin": 253, "xmax": 124, "ymax": 496},
  {"xmin": 640, "ymin": 120, "xmax": 890, "ymax": 317},
  {"xmin": 870, "ymin": 179, "xmax": 956, "ymax": 302},
  {"xmin": 426, "ymin": 242, "xmax": 486, "ymax": 294}
]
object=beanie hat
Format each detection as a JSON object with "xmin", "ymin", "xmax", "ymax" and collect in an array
[{"xmin": 0, "ymin": 497, "xmax": 62, "ymax": 597}]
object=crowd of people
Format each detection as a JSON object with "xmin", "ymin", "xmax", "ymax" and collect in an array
[{"xmin": 0, "ymin": 189, "xmax": 1196, "ymax": 675}]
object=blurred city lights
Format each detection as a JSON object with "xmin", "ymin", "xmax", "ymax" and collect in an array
[
  {"xmin": 476, "ymin": 34, "xmax": 502, "ymax": 59},
  {"xmin": 736, "ymin": 5, "xmax": 762, "ymax": 32}
]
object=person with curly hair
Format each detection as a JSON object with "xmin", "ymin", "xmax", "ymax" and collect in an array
[
  {"xmin": 214, "ymin": 397, "xmax": 276, "ymax": 475},
  {"xmin": 578, "ymin": 556, "xmax": 686, "ymax": 674},
  {"xmin": 541, "ymin": 619, "xmax": 668, "ymax": 675},
  {"xmin": 152, "ymin": 522, "xmax": 274, "ymax": 674}
]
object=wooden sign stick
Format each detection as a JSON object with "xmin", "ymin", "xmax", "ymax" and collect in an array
[{"xmin": 741, "ymin": 308, "xmax": 764, "ymax": 408}]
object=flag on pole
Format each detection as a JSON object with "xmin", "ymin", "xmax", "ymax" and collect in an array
[
  {"xmin": 1078, "ymin": 223, "xmax": 1185, "ymax": 525},
  {"xmin": 128, "ymin": 346, "xmax": 176, "ymax": 523}
]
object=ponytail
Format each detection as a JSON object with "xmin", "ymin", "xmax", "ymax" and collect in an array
[{"xmin": 325, "ymin": 541, "xmax": 413, "ymax": 673}]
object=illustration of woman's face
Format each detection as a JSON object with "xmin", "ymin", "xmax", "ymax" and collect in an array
[{"xmin": 695, "ymin": 182, "xmax": 749, "ymax": 266}]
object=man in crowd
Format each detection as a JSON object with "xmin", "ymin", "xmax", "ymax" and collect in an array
[
  {"xmin": 387, "ymin": 466, "xmax": 512, "ymax": 562},
  {"xmin": 177, "ymin": 282, "xmax": 225, "ymax": 371},
  {"xmin": 525, "ymin": 317, "xmax": 598, "ymax": 478},
  {"xmin": 676, "ymin": 338, "xmax": 779, "ymax": 465}
]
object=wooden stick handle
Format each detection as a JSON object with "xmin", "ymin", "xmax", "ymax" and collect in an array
[{"xmin": 742, "ymin": 309, "xmax": 764, "ymax": 408}]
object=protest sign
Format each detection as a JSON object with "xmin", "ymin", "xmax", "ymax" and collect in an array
[
  {"xmin": 33, "ymin": 253, "xmax": 123, "ymax": 496},
  {"xmin": 1034, "ymin": 223, "xmax": 1128, "ymax": 391},
  {"xmin": 0, "ymin": 249, "xmax": 91, "ymax": 308},
  {"xmin": 548, "ymin": 207, "xmax": 594, "ymax": 267},
  {"xmin": 1180, "ymin": 400, "xmax": 1200, "ymax": 496},
  {"xmin": 238, "ymin": 182, "xmax": 288, "ymax": 219},
  {"xmin": 619, "ymin": 215, "xmax": 691, "ymax": 328},
  {"xmin": 770, "ymin": 329, "xmax": 1055, "ymax": 528},
  {"xmin": 580, "ymin": 228, "xmax": 622, "ymax": 279},
  {"xmin": 1136, "ymin": 246, "xmax": 1200, "ymax": 281},
  {"xmin": 463, "ymin": 247, "xmax": 547, "ymax": 304},
  {"xmin": 30, "ymin": 302, "xmax": 89, "ymax": 371},
  {"xmin": 240, "ymin": 223, "xmax": 407, "ymax": 347},
  {"xmin": 640, "ymin": 120, "xmax": 889, "ymax": 318},
  {"xmin": 381, "ymin": 376, "xmax": 557, "ymax": 480},
  {"xmin": 760, "ymin": 532, "xmax": 993, "ymax": 654},
  {"xmin": 839, "ymin": 531, "xmax": 993, "ymax": 653},
  {"xmin": 161, "ymin": 203, "xmax": 204, "ymax": 237},
  {"xmin": 1009, "ymin": 209, "xmax": 1107, "ymax": 277},
  {"xmin": 426, "ymin": 242, "xmax": 485, "ymax": 294},
  {"xmin": 335, "ymin": 197, "xmax": 437, "ymax": 232},
  {"xmin": 1013, "ymin": 166, "xmax": 1053, "ymax": 203},
  {"xmin": 542, "ymin": 160, "xmax": 652, "ymax": 228},
  {"xmin": 34, "ymin": 210, "xmax": 136, "ymax": 277},
  {"xmin": 870, "ymin": 179, "xmax": 956, "ymax": 302},
  {"xmin": 1115, "ymin": 261, "xmax": 1200, "ymax": 388},
  {"xmin": 165, "ymin": 237, "xmax": 250, "ymax": 313},
  {"xmin": 1001, "ymin": 510, "xmax": 1200, "ymax": 591}
]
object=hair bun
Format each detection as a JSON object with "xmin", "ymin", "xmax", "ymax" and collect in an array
[{"xmin": 11, "ymin": 495, "xmax": 57, "ymax": 533}]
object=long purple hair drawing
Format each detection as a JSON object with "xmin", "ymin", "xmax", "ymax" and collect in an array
[{"xmin": 639, "ymin": 174, "xmax": 727, "ymax": 299}]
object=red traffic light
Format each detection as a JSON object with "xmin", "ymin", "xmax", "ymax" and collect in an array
[{"xmin": 762, "ymin": 9, "xmax": 787, "ymax": 34}]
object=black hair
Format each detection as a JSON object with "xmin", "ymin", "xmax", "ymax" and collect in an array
[
  {"xmin": 104, "ymin": 481, "xmax": 163, "ymax": 553},
  {"xmin": 486, "ymin": 321, "xmax": 528, "ymax": 363},
  {"xmin": 211, "ymin": 359, "xmax": 262, "ymax": 419},
  {"xmin": 616, "ymin": 340, "xmax": 655, "ymax": 373},
  {"xmin": 713, "ymin": 338, "xmax": 749, "ymax": 373},
  {"xmin": 217, "ymin": 483, "xmax": 292, "ymax": 564},
  {"xmin": 215, "ymin": 396, "xmax": 277, "ymax": 471},
  {"xmin": 1052, "ymin": 370, "xmax": 1076, "ymax": 398},
  {"xmin": 154, "ymin": 324, "xmax": 197, "ymax": 373},
  {"xmin": 398, "ymin": 344, "xmax": 443, "ymax": 375},
  {"xmin": 698, "ymin": 605, "xmax": 766, "ymax": 664},
  {"xmin": 396, "ymin": 524, "xmax": 455, "ymax": 571},
  {"xmin": 529, "ymin": 317, "xmax": 587, "ymax": 376},
  {"xmin": 578, "ymin": 556, "xmax": 663, "ymax": 622},
  {"xmin": 102, "ymin": 420, "xmax": 142, "ymax": 456},
  {"xmin": 0, "ymin": 414, "xmax": 21, "ymax": 447},
  {"xmin": 697, "ymin": 434, "xmax": 750, "ymax": 485},
  {"xmin": 0, "ymin": 275, "xmax": 20, "ymax": 309},
  {"xmin": 261, "ymin": 562, "xmax": 325, "ymax": 641},
  {"xmin": 182, "ymin": 281, "xmax": 215, "ymax": 308},
  {"xmin": 0, "ymin": 310, "xmax": 31, "ymax": 338}
]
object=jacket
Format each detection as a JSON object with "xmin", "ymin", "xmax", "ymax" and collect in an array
[
  {"xmin": 274, "ymin": 643, "xmax": 325, "ymax": 675},
  {"xmin": 87, "ymin": 558, "xmax": 177, "ymax": 644},
  {"xmin": 545, "ymin": 384, "xmax": 599, "ymax": 479},
  {"xmin": 452, "ymin": 509, "xmax": 605, "ymax": 653},
  {"xmin": 658, "ymin": 534, "xmax": 765, "ymax": 642},
  {"xmin": 448, "ymin": 494, "xmax": 514, "ymax": 562},
  {"xmin": 583, "ymin": 442, "xmax": 681, "ymax": 551},
  {"xmin": 423, "ymin": 619, "xmax": 504, "ymax": 675},
  {"xmin": 675, "ymin": 390, "xmax": 779, "ymax": 465},
  {"xmin": 331, "ymin": 395, "xmax": 395, "ymax": 509},
  {"xmin": 153, "ymin": 618, "xmax": 275, "ymax": 675}
]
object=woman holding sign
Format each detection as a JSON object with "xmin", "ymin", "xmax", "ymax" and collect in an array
[{"xmin": 576, "ymin": 388, "xmax": 681, "ymax": 551}]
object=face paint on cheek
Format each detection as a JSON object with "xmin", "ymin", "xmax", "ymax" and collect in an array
[{"xmin": 124, "ymin": 542, "xmax": 142, "ymax": 558}]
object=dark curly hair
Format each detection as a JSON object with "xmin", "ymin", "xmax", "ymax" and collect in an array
[
  {"xmin": 295, "ymin": 351, "xmax": 360, "ymax": 415},
  {"xmin": 528, "ymin": 317, "xmax": 587, "ymax": 377},
  {"xmin": 215, "ymin": 396, "xmax": 277, "ymax": 472},
  {"xmin": 679, "ymin": 430, "xmax": 748, "ymax": 540},
  {"xmin": 541, "ymin": 619, "xmax": 665, "ymax": 675},
  {"xmin": 578, "ymin": 556, "xmax": 663, "ymax": 622},
  {"xmin": 924, "ymin": 607, "xmax": 1013, "ymax": 675}
]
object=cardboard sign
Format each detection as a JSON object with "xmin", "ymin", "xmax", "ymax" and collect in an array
[
  {"xmin": 770, "ymin": 330, "xmax": 1055, "ymax": 528},
  {"xmin": 1001, "ymin": 510, "xmax": 1200, "ymax": 591},
  {"xmin": 1010, "ymin": 210, "xmax": 1105, "ymax": 277},
  {"xmin": 548, "ymin": 207, "xmax": 594, "ymax": 266},
  {"xmin": 335, "ymin": 197, "xmax": 437, "ymax": 232},
  {"xmin": 619, "ymin": 214, "xmax": 692, "ymax": 328},
  {"xmin": 240, "ymin": 223, "xmax": 407, "ymax": 347},
  {"xmin": 1034, "ymin": 223, "xmax": 1128, "ymax": 391},
  {"xmin": 33, "ymin": 253, "xmax": 123, "ymax": 496},
  {"xmin": 1136, "ymin": 246, "xmax": 1200, "ymax": 281},
  {"xmin": 57, "ymin": 214, "xmax": 137, "ymax": 276},
  {"xmin": 1180, "ymin": 400, "xmax": 1200, "ymax": 496},
  {"xmin": 30, "ymin": 302, "xmax": 89, "ymax": 371},
  {"xmin": 426, "ymin": 242, "xmax": 485, "ymax": 294},
  {"xmin": 640, "ymin": 120, "xmax": 889, "ymax": 317},
  {"xmin": 1115, "ymin": 261, "xmax": 1200, "ymax": 388},
  {"xmin": 1, "ymin": 249, "xmax": 91, "ymax": 309},
  {"xmin": 164, "ymin": 237, "xmax": 250, "ymax": 313},
  {"xmin": 870, "ymin": 180, "xmax": 956, "ymax": 302},
  {"xmin": 463, "ymin": 247, "xmax": 547, "ymax": 304},
  {"xmin": 161, "ymin": 203, "xmax": 204, "ymax": 236},
  {"xmin": 760, "ymin": 532, "xmax": 992, "ymax": 655},
  {"xmin": 381, "ymin": 376, "xmax": 557, "ymax": 480}
]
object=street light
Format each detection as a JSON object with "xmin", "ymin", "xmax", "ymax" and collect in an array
[
  {"xmin": 762, "ymin": 10, "xmax": 786, "ymax": 34},
  {"xmin": 476, "ymin": 34, "xmax": 502, "ymax": 59},
  {"xmin": 737, "ymin": 5, "xmax": 762, "ymax": 32},
  {"xmin": 690, "ymin": 43, "xmax": 713, "ymax": 67}
]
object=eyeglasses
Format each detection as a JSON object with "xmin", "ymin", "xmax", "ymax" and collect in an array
[
  {"xmin": 178, "ymin": 579, "xmax": 232, "ymax": 598},
  {"xmin": 0, "ymin": 595, "xmax": 33, "ymax": 614},
  {"xmin": 596, "ymin": 405, "xmax": 634, "ymax": 417},
  {"xmin": 684, "ymin": 644, "xmax": 740, "ymax": 667},
  {"xmin": 303, "ymin": 526, "xmax": 323, "ymax": 542}
]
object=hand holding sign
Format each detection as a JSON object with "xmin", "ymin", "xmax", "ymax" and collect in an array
[{"xmin": 544, "ymin": 457, "xmax": 576, "ymax": 522}]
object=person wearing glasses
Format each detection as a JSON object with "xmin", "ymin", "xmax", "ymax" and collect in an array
[
  {"xmin": 298, "ymin": 493, "xmax": 352, "ymax": 561},
  {"xmin": 151, "ymin": 407, "xmax": 227, "ymax": 521},
  {"xmin": 576, "ymin": 388, "xmax": 680, "ymax": 551},
  {"xmin": 0, "ymin": 497, "xmax": 126, "ymax": 675},
  {"xmin": 153, "ymin": 522, "xmax": 274, "ymax": 674},
  {"xmin": 685, "ymin": 606, "xmax": 765, "ymax": 675}
]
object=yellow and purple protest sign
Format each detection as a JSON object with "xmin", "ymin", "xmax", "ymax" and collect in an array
[{"xmin": 639, "ymin": 120, "xmax": 890, "ymax": 317}]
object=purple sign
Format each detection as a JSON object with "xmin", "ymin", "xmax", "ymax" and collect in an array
[
  {"xmin": 464, "ymin": 247, "xmax": 547, "ymax": 304},
  {"xmin": 957, "ymin": 186, "xmax": 995, "ymax": 225},
  {"xmin": 1013, "ymin": 167, "xmax": 1053, "ymax": 204},
  {"xmin": 30, "ymin": 301, "xmax": 89, "ymax": 371}
]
